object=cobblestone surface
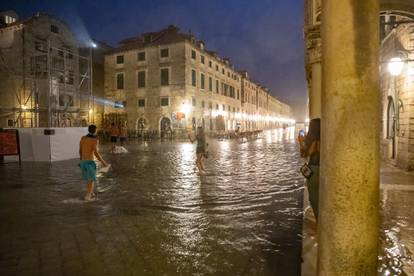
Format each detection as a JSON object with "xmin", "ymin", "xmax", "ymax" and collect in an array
[
  {"xmin": 0, "ymin": 129, "xmax": 303, "ymax": 276},
  {"xmin": 301, "ymin": 165, "xmax": 414, "ymax": 275}
]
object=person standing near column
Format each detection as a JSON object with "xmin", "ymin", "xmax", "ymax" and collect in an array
[{"xmin": 298, "ymin": 118, "xmax": 320, "ymax": 220}]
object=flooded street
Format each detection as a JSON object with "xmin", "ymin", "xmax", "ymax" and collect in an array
[
  {"xmin": 378, "ymin": 167, "xmax": 414, "ymax": 275},
  {"xmin": 0, "ymin": 129, "xmax": 304, "ymax": 276}
]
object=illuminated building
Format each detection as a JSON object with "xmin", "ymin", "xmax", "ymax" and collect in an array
[{"xmin": 104, "ymin": 25, "xmax": 294, "ymax": 137}]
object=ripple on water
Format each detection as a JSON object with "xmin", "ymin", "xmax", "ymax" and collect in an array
[{"xmin": 0, "ymin": 129, "xmax": 304, "ymax": 275}]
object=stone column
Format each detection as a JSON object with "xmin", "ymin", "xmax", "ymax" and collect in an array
[
  {"xmin": 318, "ymin": 0, "xmax": 380, "ymax": 275},
  {"xmin": 310, "ymin": 62, "xmax": 322, "ymax": 119}
]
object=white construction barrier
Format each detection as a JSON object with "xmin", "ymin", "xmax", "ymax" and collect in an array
[{"xmin": 6, "ymin": 127, "xmax": 87, "ymax": 162}]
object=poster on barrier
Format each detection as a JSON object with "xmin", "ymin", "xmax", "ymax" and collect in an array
[{"xmin": 0, "ymin": 129, "xmax": 21, "ymax": 163}]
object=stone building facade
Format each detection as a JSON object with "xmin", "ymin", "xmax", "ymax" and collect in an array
[
  {"xmin": 380, "ymin": 11, "xmax": 414, "ymax": 170},
  {"xmin": 0, "ymin": 11, "xmax": 104, "ymax": 128},
  {"xmin": 240, "ymin": 71, "xmax": 259, "ymax": 131},
  {"xmin": 104, "ymin": 25, "xmax": 293, "ymax": 137},
  {"xmin": 304, "ymin": 0, "xmax": 414, "ymax": 171},
  {"xmin": 304, "ymin": 0, "xmax": 322, "ymax": 120}
]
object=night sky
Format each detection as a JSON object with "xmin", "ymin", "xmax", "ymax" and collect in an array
[{"xmin": 1, "ymin": 0, "xmax": 307, "ymax": 120}]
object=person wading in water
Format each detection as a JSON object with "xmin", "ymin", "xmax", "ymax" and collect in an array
[
  {"xmin": 79, "ymin": 125, "xmax": 109, "ymax": 201},
  {"xmin": 189, "ymin": 126, "xmax": 207, "ymax": 174}
]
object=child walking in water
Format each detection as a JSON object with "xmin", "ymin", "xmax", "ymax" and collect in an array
[
  {"xmin": 189, "ymin": 126, "xmax": 207, "ymax": 174},
  {"xmin": 79, "ymin": 125, "xmax": 109, "ymax": 201}
]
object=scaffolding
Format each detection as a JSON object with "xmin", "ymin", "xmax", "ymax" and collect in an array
[{"xmin": 0, "ymin": 34, "xmax": 93, "ymax": 128}]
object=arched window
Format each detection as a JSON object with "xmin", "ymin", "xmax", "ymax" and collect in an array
[{"xmin": 387, "ymin": 96, "xmax": 395, "ymax": 139}]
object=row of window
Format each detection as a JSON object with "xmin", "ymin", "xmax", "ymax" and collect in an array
[
  {"xmin": 191, "ymin": 69, "xmax": 240, "ymax": 99},
  {"xmin": 116, "ymin": 68, "xmax": 170, "ymax": 89},
  {"xmin": 116, "ymin": 68, "xmax": 240, "ymax": 99},
  {"xmin": 242, "ymin": 90, "xmax": 267, "ymax": 106},
  {"xmin": 191, "ymin": 49, "xmax": 240, "ymax": 81},
  {"xmin": 5, "ymin": 15, "xmax": 16, "ymax": 24},
  {"xmin": 244, "ymin": 80, "xmax": 257, "ymax": 90},
  {"xmin": 137, "ymin": 98, "xmax": 170, "ymax": 108},
  {"xmin": 243, "ymin": 94, "xmax": 257, "ymax": 105},
  {"xmin": 116, "ymin": 72, "xmax": 263, "ymax": 108},
  {"xmin": 116, "ymin": 48, "xmax": 169, "ymax": 65},
  {"xmin": 135, "ymin": 97, "xmax": 240, "ymax": 113},
  {"xmin": 115, "ymin": 48, "xmax": 239, "ymax": 82}
]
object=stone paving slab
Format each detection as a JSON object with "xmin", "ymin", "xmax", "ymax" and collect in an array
[
  {"xmin": 0, "ymin": 138, "xmax": 304, "ymax": 276},
  {"xmin": 301, "ymin": 164, "xmax": 414, "ymax": 275}
]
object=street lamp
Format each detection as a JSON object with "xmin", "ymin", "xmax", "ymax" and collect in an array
[
  {"xmin": 180, "ymin": 102, "xmax": 191, "ymax": 116},
  {"xmin": 387, "ymin": 57, "xmax": 404, "ymax": 76},
  {"xmin": 381, "ymin": 17, "xmax": 414, "ymax": 161},
  {"xmin": 386, "ymin": 54, "xmax": 414, "ymax": 138}
]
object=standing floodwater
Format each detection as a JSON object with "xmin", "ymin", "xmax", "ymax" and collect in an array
[{"xmin": 0, "ymin": 129, "xmax": 304, "ymax": 276}]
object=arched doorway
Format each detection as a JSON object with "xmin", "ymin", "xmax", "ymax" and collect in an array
[
  {"xmin": 160, "ymin": 117, "xmax": 172, "ymax": 139},
  {"xmin": 136, "ymin": 118, "xmax": 147, "ymax": 137},
  {"xmin": 387, "ymin": 96, "xmax": 396, "ymax": 159},
  {"xmin": 216, "ymin": 115, "xmax": 225, "ymax": 132}
]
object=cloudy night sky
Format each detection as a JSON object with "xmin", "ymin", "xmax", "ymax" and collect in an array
[{"xmin": 1, "ymin": 0, "xmax": 307, "ymax": 120}]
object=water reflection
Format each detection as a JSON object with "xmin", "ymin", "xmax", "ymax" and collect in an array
[
  {"xmin": 0, "ymin": 129, "xmax": 304, "ymax": 275},
  {"xmin": 378, "ymin": 227, "xmax": 413, "ymax": 275},
  {"xmin": 379, "ymin": 187, "xmax": 414, "ymax": 275}
]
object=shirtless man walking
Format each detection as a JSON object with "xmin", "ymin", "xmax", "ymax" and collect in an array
[{"xmin": 79, "ymin": 125, "xmax": 109, "ymax": 201}]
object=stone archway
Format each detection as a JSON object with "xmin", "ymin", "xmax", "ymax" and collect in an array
[
  {"xmin": 160, "ymin": 117, "xmax": 172, "ymax": 139},
  {"xmin": 216, "ymin": 115, "xmax": 225, "ymax": 132}
]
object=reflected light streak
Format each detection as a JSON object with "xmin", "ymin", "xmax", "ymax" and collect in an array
[
  {"xmin": 276, "ymin": 128, "xmax": 283, "ymax": 142},
  {"xmin": 178, "ymin": 143, "xmax": 195, "ymax": 180},
  {"xmin": 80, "ymin": 94, "xmax": 124, "ymax": 108},
  {"xmin": 170, "ymin": 143, "xmax": 205, "ymax": 257},
  {"xmin": 287, "ymin": 126, "xmax": 295, "ymax": 140}
]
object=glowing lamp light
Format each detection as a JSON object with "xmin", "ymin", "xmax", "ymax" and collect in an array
[
  {"xmin": 21, "ymin": 105, "xmax": 27, "ymax": 110},
  {"xmin": 388, "ymin": 57, "xmax": 404, "ymax": 76},
  {"xmin": 91, "ymin": 42, "xmax": 97, "ymax": 48},
  {"xmin": 180, "ymin": 102, "xmax": 191, "ymax": 116},
  {"xmin": 89, "ymin": 108, "xmax": 93, "ymax": 114}
]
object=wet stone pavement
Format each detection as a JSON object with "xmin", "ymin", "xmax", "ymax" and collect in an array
[{"xmin": 0, "ymin": 129, "xmax": 304, "ymax": 276}]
